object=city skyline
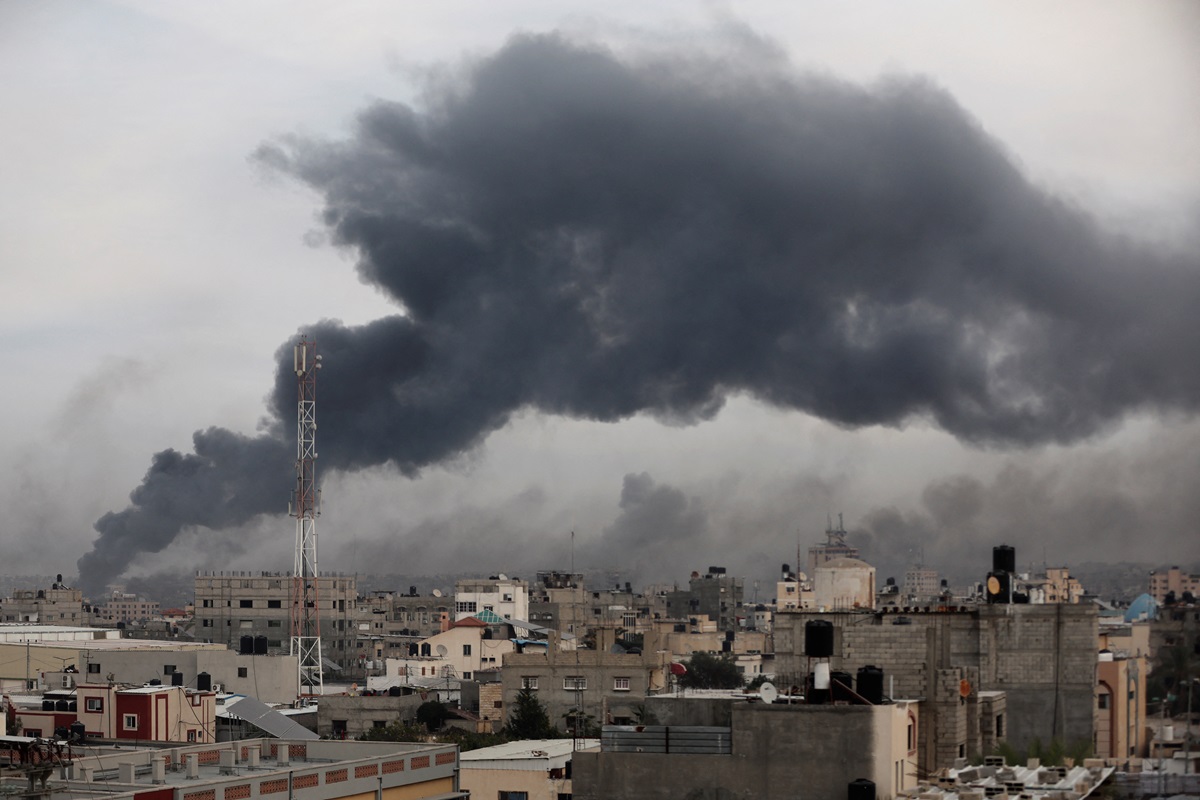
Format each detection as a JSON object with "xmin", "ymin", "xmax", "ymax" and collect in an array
[{"xmin": 3, "ymin": 2, "xmax": 1198, "ymax": 593}]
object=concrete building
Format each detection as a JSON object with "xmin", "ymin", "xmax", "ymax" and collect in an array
[
  {"xmin": 1149, "ymin": 565, "xmax": 1200, "ymax": 603},
  {"xmin": 454, "ymin": 576, "xmax": 529, "ymax": 623},
  {"xmin": 316, "ymin": 693, "xmax": 425, "ymax": 739},
  {"xmin": 460, "ymin": 739, "xmax": 595, "ymax": 800},
  {"xmin": 380, "ymin": 617, "xmax": 514, "ymax": 682},
  {"xmin": 774, "ymin": 602, "xmax": 1098, "ymax": 771},
  {"xmin": 902, "ymin": 565, "xmax": 941, "ymax": 603},
  {"xmin": 356, "ymin": 590, "xmax": 452, "ymax": 661},
  {"xmin": 502, "ymin": 631, "xmax": 652, "ymax": 733},
  {"xmin": 194, "ymin": 572, "xmax": 358, "ymax": 672},
  {"xmin": 806, "ymin": 516, "xmax": 860, "ymax": 575},
  {"xmin": 1029, "ymin": 567, "xmax": 1085, "ymax": 604},
  {"xmin": 0, "ymin": 627, "xmax": 299, "ymax": 704},
  {"xmin": 663, "ymin": 568, "xmax": 744, "ymax": 632},
  {"xmin": 95, "ymin": 592, "xmax": 162, "ymax": 624},
  {"xmin": 1095, "ymin": 650, "xmax": 1148, "ymax": 759},
  {"xmin": 572, "ymin": 696, "xmax": 919, "ymax": 800},
  {"xmin": 0, "ymin": 581, "xmax": 91, "ymax": 626},
  {"xmin": 15, "ymin": 683, "xmax": 217, "ymax": 742},
  {"xmin": 812, "ymin": 557, "xmax": 876, "ymax": 610},
  {"xmin": 5, "ymin": 737, "xmax": 465, "ymax": 800},
  {"xmin": 528, "ymin": 572, "xmax": 649, "ymax": 638}
]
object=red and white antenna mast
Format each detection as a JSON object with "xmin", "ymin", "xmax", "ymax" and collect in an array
[{"xmin": 289, "ymin": 336, "xmax": 323, "ymax": 697}]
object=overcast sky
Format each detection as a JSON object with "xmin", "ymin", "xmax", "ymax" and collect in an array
[{"xmin": 3, "ymin": 1, "xmax": 1198, "ymax": 598}]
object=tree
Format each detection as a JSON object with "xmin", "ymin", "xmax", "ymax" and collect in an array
[
  {"xmin": 358, "ymin": 721, "xmax": 424, "ymax": 742},
  {"xmin": 416, "ymin": 701, "xmax": 450, "ymax": 732},
  {"xmin": 679, "ymin": 652, "xmax": 743, "ymax": 689},
  {"xmin": 505, "ymin": 687, "xmax": 556, "ymax": 739}
]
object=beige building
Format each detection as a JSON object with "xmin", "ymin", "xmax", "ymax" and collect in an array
[
  {"xmin": 16, "ymin": 683, "xmax": 216, "ymax": 743},
  {"xmin": 1095, "ymin": 650, "xmax": 1148, "ymax": 759},
  {"xmin": 460, "ymin": 739, "xmax": 594, "ymax": 800},
  {"xmin": 380, "ymin": 617, "xmax": 515, "ymax": 682},
  {"xmin": 0, "ymin": 583, "xmax": 91, "ymax": 625},
  {"xmin": 1149, "ymin": 565, "xmax": 1200, "ymax": 603},
  {"xmin": 96, "ymin": 592, "xmax": 162, "ymax": 624},
  {"xmin": 454, "ymin": 576, "xmax": 529, "ymax": 622},
  {"xmin": 812, "ymin": 557, "xmax": 876, "ymax": 610}
]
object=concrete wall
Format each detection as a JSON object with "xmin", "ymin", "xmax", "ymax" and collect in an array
[
  {"xmin": 502, "ymin": 648, "xmax": 651, "ymax": 732},
  {"xmin": 317, "ymin": 694, "xmax": 425, "ymax": 738},
  {"xmin": 573, "ymin": 702, "xmax": 911, "ymax": 800},
  {"xmin": 775, "ymin": 603, "xmax": 1098, "ymax": 766}
]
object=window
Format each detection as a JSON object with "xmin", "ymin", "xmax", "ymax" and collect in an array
[
  {"xmin": 163, "ymin": 665, "xmax": 176, "ymax": 675},
  {"xmin": 463, "ymin": 644, "xmax": 472, "ymax": 656},
  {"xmin": 463, "ymin": 671, "xmax": 472, "ymax": 679},
  {"xmin": 1098, "ymin": 694, "xmax": 1110, "ymax": 709},
  {"xmin": 202, "ymin": 599, "xmax": 213, "ymax": 608},
  {"xmin": 498, "ymin": 792, "xmax": 529, "ymax": 800},
  {"xmin": 187, "ymin": 730, "xmax": 197, "ymax": 742},
  {"xmin": 238, "ymin": 667, "xmax": 248, "ymax": 678},
  {"xmin": 373, "ymin": 720, "xmax": 387, "ymax": 729},
  {"xmin": 87, "ymin": 663, "xmax": 100, "ymax": 674},
  {"xmin": 521, "ymin": 676, "xmax": 539, "ymax": 690},
  {"xmin": 268, "ymin": 600, "xmax": 282, "ymax": 609},
  {"xmin": 239, "ymin": 600, "xmax": 253, "ymax": 608},
  {"xmin": 995, "ymin": 714, "xmax": 1004, "ymax": 738},
  {"xmin": 239, "ymin": 620, "xmax": 253, "ymax": 629},
  {"xmin": 267, "ymin": 620, "xmax": 282, "ymax": 628},
  {"xmin": 456, "ymin": 601, "xmax": 477, "ymax": 614},
  {"xmin": 123, "ymin": 714, "xmax": 138, "ymax": 730},
  {"xmin": 613, "ymin": 677, "xmax": 631, "ymax": 692},
  {"xmin": 86, "ymin": 698, "xmax": 103, "ymax": 712},
  {"xmin": 202, "ymin": 619, "xmax": 212, "ymax": 627},
  {"xmin": 563, "ymin": 676, "xmax": 587, "ymax": 691}
]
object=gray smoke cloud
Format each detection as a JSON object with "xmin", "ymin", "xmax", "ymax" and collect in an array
[{"xmin": 79, "ymin": 31, "xmax": 1199, "ymax": 595}]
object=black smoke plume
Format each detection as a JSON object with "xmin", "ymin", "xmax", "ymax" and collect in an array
[{"xmin": 78, "ymin": 32, "xmax": 1199, "ymax": 595}]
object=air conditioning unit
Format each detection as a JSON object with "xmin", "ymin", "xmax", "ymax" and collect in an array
[
  {"xmin": 62, "ymin": 676, "xmax": 75, "ymax": 689},
  {"xmin": 212, "ymin": 683, "xmax": 223, "ymax": 693}
]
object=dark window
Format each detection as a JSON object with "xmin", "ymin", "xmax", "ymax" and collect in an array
[
  {"xmin": 164, "ymin": 665, "xmax": 176, "ymax": 675},
  {"xmin": 238, "ymin": 667, "xmax": 248, "ymax": 678},
  {"xmin": 239, "ymin": 600, "xmax": 253, "ymax": 608},
  {"xmin": 1098, "ymin": 695, "xmax": 1110, "ymax": 709},
  {"xmin": 87, "ymin": 663, "xmax": 100, "ymax": 674},
  {"xmin": 268, "ymin": 600, "xmax": 282, "ymax": 609}
]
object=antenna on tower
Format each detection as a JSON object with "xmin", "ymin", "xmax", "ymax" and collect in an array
[{"xmin": 290, "ymin": 336, "xmax": 324, "ymax": 698}]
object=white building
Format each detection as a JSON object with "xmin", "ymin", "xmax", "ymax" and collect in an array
[{"xmin": 454, "ymin": 577, "xmax": 529, "ymax": 622}]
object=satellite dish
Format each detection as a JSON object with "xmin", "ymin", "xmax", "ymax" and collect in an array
[
  {"xmin": 498, "ymin": 573, "xmax": 508, "ymax": 580},
  {"xmin": 436, "ymin": 644, "xmax": 448, "ymax": 656},
  {"xmin": 432, "ymin": 589, "xmax": 443, "ymax": 597},
  {"xmin": 759, "ymin": 682, "xmax": 778, "ymax": 704}
]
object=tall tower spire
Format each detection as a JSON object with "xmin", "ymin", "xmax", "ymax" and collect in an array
[{"xmin": 290, "ymin": 336, "xmax": 323, "ymax": 697}]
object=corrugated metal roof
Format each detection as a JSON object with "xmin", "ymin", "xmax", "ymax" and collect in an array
[{"xmin": 220, "ymin": 695, "xmax": 318, "ymax": 740}]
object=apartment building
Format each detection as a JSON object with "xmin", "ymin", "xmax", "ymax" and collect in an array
[
  {"xmin": 454, "ymin": 576, "xmax": 529, "ymax": 622},
  {"xmin": 193, "ymin": 572, "xmax": 358, "ymax": 671}
]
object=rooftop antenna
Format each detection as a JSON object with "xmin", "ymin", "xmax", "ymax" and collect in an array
[{"xmin": 290, "ymin": 336, "xmax": 324, "ymax": 698}]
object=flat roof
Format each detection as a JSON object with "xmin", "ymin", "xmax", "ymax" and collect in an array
[{"xmin": 460, "ymin": 738, "xmax": 599, "ymax": 763}]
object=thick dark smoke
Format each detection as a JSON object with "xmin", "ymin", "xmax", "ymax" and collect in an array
[{"xmin": 79, "ymin": 32, "xmax": 1199, "ymax": 595}]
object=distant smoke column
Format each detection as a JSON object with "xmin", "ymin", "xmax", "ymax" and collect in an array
[{"xmin": 289, "ymin": 337, "xmax": 323, "ymax": 696}]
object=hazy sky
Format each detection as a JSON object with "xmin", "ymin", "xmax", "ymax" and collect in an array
[{"xmin": 3, "ymin": 1, "xmax": 1198, "ymax": 598}]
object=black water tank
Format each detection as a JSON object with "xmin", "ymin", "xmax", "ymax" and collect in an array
[
  {"xmin": 197, "ymin": 672, "xmax": 212, "ymax": 691},
  {"xmin": 805, "ymin": 619, "xmax": 835, "ymax": 657},
  {"xmin": 55, "ymin": 699, "xmax": 69, "ymax": 711},
  {"xmin": 831, "ymin": 671, "xmax": 855, "ymax": 703},
  {"xmin": 149, "ymin": 679, "xmax": 161, "ymax": 686},
  {"xmin": 254, "ymin": 635, "xmax": 269, "ymax": 655},
  {"xmin": 42, "ymin": 699, "xmax": 54, "ymax": 711},
  {"xmin": 239, "ymin": 635, "xmax": 254, "ymax": 655},
  {"xmin": 993, "ymin": 545, "xmax": 1015, "ymax": 575},
  {"xmin": 848, "ymin": 778, "xmax": 876, "ymax": 800},
  {"xmin": 986, "ymin": 571, "xmax": 1011, "ymax": 605},
  {"xmin": 70, "ymin": 721, "xmax": 86, "ymax": 741},
  {"xmin": 68, "ymin": 701, "xmax": 77, "ymax": 712},
  {"xmin": 388, "ymin": 686, "xmax": 402, "ymax": 697},
  {"xmin": 172, "ymin": 671, "xmax": 184, "ymax": 686},
  {"xmin": 857, "ymin": 665, "xmax": 885, "ymax": 705}
]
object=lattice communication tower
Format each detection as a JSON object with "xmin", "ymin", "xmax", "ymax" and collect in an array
[{"xmin": 289, "ymin": 336, "xmax": 323, "ymax": 696}]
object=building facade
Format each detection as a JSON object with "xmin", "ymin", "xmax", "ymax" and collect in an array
[{"xmin": 193, "ymin": 572, "xmax": 358, "ymax": 672}]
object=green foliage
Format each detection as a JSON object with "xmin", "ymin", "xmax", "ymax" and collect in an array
[
  {"xmin": 745, "ymin": 674, "xmax": 771, "ymax": 690},
  {"xmin": 505, "ymin": 687, "xmax": 556, "ymax": 739},
  {"xmin": 1148, "ymin": 642, "xmax": 1200, "ymax": 716},
  {"xmin": 358, "ymin": 721, "xmax": 425, "ymax": 742},
  {"xmin": 435, "ymin": 727, "xmax": 510, "ymax": 752},
  {"xmin": 679, "ymin": 652, "xmax": 743, "ymax": 689},
  {"xmin": 416, "ymin": 701, "xmax": 449, "ymax": 732},
  {"xmin": 632, "ymin": 703, "xmax": 659, "ymax": 725},
  {"xmin": 993, "ymin": 736, "xmax": 1092, "ymax": 766},
  {"xmin": 563, "ymin": 708, "xmax": 600, "ymax": 737}
]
